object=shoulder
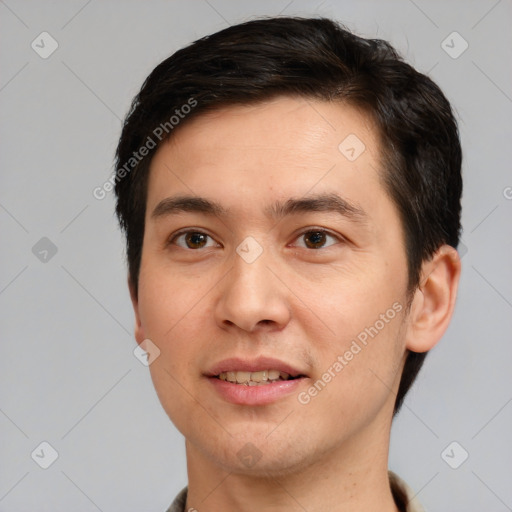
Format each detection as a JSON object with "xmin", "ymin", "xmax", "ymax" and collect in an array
[
  {"xmin": 389, "ymin": 471, "xmax": 425, "ymax": 512},
  {"xmin": 165, "ymin": 486, "xmax": 188, "ymax": 512}
]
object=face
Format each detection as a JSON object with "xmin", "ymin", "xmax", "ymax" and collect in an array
[{"xmin": 132, "ymin": 97, "xmax": 412, "ymax": 475}]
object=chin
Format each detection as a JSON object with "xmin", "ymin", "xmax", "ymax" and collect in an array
[{"xmin": 201, "ymin": 430, "xmax": 318, "ymax": 478}]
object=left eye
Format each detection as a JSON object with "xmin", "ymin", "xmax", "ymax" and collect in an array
[
  {"xmin": 172, "ymin": 231, "xmax": 218, "ymax": 249},
  {"xmin": 293, "ymin": 230, "xmax": 339, "ymax": 249}
]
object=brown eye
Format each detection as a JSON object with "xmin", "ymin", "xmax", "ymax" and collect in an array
[
  {"xmin": 293, "ymin": 230, "xmax": 340, "ymax": 249},
  {"xmin": 172, "ymin": 231, "xmax": 218, "ymax": 249},
  {"xmin": 185, "ymin": 232, "xmax": 208, "ymax": 248},
  {"xmin": 303, "ymin": 231, "xmax": 328, "ymax": 249}
]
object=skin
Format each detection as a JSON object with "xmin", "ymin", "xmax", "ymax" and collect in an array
[{"xmin": 129, "ymin": 96, "xmax": 461, "ymax": 512}]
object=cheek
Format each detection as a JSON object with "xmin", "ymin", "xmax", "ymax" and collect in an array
[
  {"xmin": 137, "ymin": 267, "xmax": 214, "ymax": 433},
  {"xmin": 302, "ymin": 258, "xmax": 404, "ymax": 338},
  {"xmin": 137, "ymin": 259, "xmax": 212, "ymax": 342},
  {"xmin": 309, "ymin": 291, "xmax": 406, "ymax": 386},
  {"xmin": 136, "ymin": 262, "xmax": 217, "ymax": 410},
  {"xmin": 301, "ymin": 312, "xmax": 406, "ymax": 438},
  {"xmin": 298, "ymin": 265, "xmax": 407, "ymax": 412}
]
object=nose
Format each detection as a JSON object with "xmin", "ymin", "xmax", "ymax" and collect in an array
[{"xmin": 215, "ymin": 247, "xmax": 291, "ymax": 333}]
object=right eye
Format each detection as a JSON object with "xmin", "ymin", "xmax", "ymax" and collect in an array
[{"xmin": 170, "ymin": 231, "xmax": 219, "ymax": 250}]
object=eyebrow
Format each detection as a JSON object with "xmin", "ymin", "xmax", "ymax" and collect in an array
[
  {"xmin": 266, "ymin": 193, "xmax": 367, "ymax": 223},
  {"xmin": 151, "ymin": 193, "xmax": 367, "ymax": 224},
  {"xmin": 152, "ymin": 196, "xmax": 226, "ymax": 218}
]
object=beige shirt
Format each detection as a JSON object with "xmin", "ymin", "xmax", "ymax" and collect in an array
[{"xmin": 166, "ymin": 471, "xmax": 424, "ymax": 512}]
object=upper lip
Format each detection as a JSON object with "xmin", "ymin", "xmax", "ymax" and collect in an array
[{"xmin": 206, "ymin": 356, "xmax": 308, "ymax": 378}]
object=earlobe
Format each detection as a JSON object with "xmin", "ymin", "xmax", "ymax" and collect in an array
[
  {"xmin": 405, "ymin": 245, "xmax": 461, "ymax": 353},
  {"xmin": 128, "ymin": 275, "xmax": 146, "ymax": 345}
]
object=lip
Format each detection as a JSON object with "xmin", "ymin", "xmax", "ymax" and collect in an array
[
  {"xmin": 205, "ymin": 356, "xmax": 309, "ymax": 406},
  {"xmin": 208, "ymin": 376, "xmax": 307, "ymax": 405},
  {"xmin": 205, "ymin": 356, "xmax": 307, "ymax": 378}
]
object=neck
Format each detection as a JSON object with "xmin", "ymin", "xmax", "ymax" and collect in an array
[{"xmin": 184, "ymin": 418, "xmax": 400, "ymax": 512}]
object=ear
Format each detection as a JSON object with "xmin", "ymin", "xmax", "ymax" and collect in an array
[
  {"xmin": 405, "ymin": 245, "xmax": 461, "ymax": 353},
  {"xmin": 128, "ymin": 275, "xmax": 146, "ymax": 345}
]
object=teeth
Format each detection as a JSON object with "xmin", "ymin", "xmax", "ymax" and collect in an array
[
  {"xmin": 236, "ymin": 371, "xmax": 251, "ymax": 383},
  {"xmin": 217, "ymin": 369, "xmax": 293, "ymax": 385},
  {"xmin": 251, "ymin": 370, "xmax": 268, "ymax": 382}
]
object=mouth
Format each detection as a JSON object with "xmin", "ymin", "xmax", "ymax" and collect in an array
[{"xmin": 206, "ymin": 357, "xmax": 309, "ymax": 405}]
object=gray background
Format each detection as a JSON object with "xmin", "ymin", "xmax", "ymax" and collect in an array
[{"xmin": 1, "ymin": 0, "xmax": 511, "ymax": 510}]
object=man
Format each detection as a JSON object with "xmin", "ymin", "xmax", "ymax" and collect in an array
[{"xmin": 114, "ymin": 17, "xmax": 461, "ymax": 512}]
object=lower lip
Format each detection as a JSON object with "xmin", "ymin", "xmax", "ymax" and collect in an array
[{"xmin": 207, "ymin": 377, "xmax": 307, "ymax": 405}]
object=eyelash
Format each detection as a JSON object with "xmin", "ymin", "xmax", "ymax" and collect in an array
[{"xmin": 168, "ymin": 228, "xmax": 344, "ymax": 250}]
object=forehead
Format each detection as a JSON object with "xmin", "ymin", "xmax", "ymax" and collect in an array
[
  {"xmin": 165, "ymin": 96, "xmax": 379, "ymax": 163},
  {"xmin": 146, "ymin": 96, "xmax": 385, "ymax": 218}
]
